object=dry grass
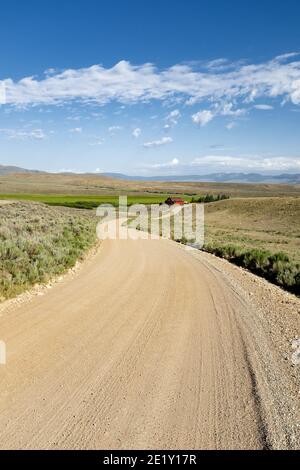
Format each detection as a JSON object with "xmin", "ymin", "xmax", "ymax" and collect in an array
[
  {"xmin": 204, "ymin": 197, "xmax": 300, "ymax": 264},
  {"xmin": 197, "ymin": 197, "xmax": 300, "ymax": 293},
  {"xmin": 0, "ymin": 172, "xmax": 300, "ymax": 197}
]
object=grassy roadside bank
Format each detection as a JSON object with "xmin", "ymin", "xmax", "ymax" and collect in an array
[
  {"xmin": 175, "ymin": 237, "xmax": 300, "ymax": 295},
  {"xmin": 159, "ymin": 197, "xmax": 299, "ymax": 295},
  {"xmin": 186, "ymin": 197, "xmax": 300, "ymax": 295},
  {"xmin": 202, "ymin": 244, "xmax": 299, "ymax": 295},
  {"xmin": 0, "ymin": 202, "xmax": 97, "ymax": 300}
]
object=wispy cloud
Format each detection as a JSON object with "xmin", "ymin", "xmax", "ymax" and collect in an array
[
  {"xmin": 89, "ymin": 137, "xmax": 104, "ymax": 146},
  {"xmin": 146, "ymin": 158, "xmax": 179, "ymax": 169},
  {"xmin": 108, "ymin": 125, "xmax": 122, "ymax": 134},
  {"xmin": 192, "ymin": 102, "xmax": 246, "ymax": 127},
  {"xmin": 0, "ymin": 128, "xmax": 46, "ymax": 140},
  {"xmin": 254, "ymin": 104, "xmax": 274, "ymax": 110},
  {"xmin": 165, "ymin": 109, "xmax": 181, "ymax": 126},
  {"xmin": 140, "ymin": 154, "xmax": 300, "ymax": 174},
  {"xmin": 67, "ymin": 115, "xmax": 81, "ymax": 121},
  {"xmin": 191, "ymin": 155, "xmax": 300, "ymax": 171},
  {"xmin": 58, "ymin": 168, "xmax": 82, "ymax": 174},
  {"xmin": 0, "ymin": 82, "xmax": 5, "ymax": 104},
  {"xmin": 1, "ymin": 54, "xmax": 300, "ymax": 112},
  {"xmin": 69, "ymin": 127, "xmax": 82, "ymax": 133},
  {"xmin": 143, "ymin": 136, "xmax": 173, "ymax": 148},
  {"xmin": 132, "ymin": 127, "xmax": 141, "ymax": 138},
  {"xmin": 192, "ymin": 110, "xmax": 214, "ymax": 126},
  {"xmin": 205, "ymin": 58, "xmax": 230, "ymax": 70}
]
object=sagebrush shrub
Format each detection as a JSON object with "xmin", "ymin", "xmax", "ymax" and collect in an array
[
  {"xmin": 0, "ymin": 202, "xmax": 97, "ymax": 299},
  {"xmin": 202, "ymin": 243, "xmax": 300, "ymax": 295}
]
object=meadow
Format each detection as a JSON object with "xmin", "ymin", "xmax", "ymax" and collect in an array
[
  {"xmin": 204, "ymin": 197, "xmax": 300, "ymax": 263},
  {"xmin": 1, "ymin": 172, "xmax": 300, "ymax": 197},
  {"xmin": 200, "ymin": 197, "xmax": 300, "ymax": 294}
]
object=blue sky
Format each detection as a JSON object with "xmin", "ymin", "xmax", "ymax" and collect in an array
[{"xmin": 0, "ymin": 0, "xmax": 300, "ymax": 175}]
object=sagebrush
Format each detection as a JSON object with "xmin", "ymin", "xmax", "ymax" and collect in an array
[
  {"xmin": 202, "ymin": 244, "xmax": 300, "ymax": 295},
  {"xmin": 0, "ymin": 202, "xmax": 97, "ymax": 300}
]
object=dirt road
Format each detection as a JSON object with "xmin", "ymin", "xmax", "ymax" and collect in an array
[{"xmin": 0, "ymin": 232, "xmax": 299, "ymax": 449}]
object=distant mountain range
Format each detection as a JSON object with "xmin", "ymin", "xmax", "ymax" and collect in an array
[
  {"xmin": 0, "ymin": 165, "xmax": 43, "ymax": 175},
  {"xmin": 0, "ymin": 165, "xmax": 300, "ymax": 184},
  {"xmin": 102, "ymin": 172, "xmax": 300, "ymax": 184}
]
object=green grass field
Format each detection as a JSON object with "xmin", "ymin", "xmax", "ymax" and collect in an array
[{"xmin": 0, "ymin": 193, "xmax": 193, "ymax": 209}]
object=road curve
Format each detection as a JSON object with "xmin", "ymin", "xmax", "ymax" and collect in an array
[{"xmin": 0, "ymin": 234, "xmax": 298, "ymax": 449}]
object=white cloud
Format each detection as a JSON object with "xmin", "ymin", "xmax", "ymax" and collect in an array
[
  {"xmin": 89, "ymin": 138, "xmax": 104, "ymax": 146},
  {"xmin": 30, "ymin": 129, "xmax": 46, "ymax": 140},
  {"xmin": 143, "ymin": 136, "xmax": 173, "ymax": 148},
  {"xmin": 1, "ymin": 54, "xmax": 300, "ymax": 110},
  {"xmin": 254, "ymin": 104, "xmax": 274, "ymax": 110},
  {"xmin": 147, "ymin": 158, "xmax": 179, "ymax": 169},
  {"xmin": 218, "ymin": 102, "xmax": 246, "ymax": 117},
  {"xmin": 67, "ymin": 115, "xmax": 81, "ymax": 121},
  {"xmin": 58, "ymin": 168, "xmax": 82, "ymax": 173},
  {"xmin": 0, "ymin": 82, "xmax": 6, "ymax": 104},
  {"xmin": 192, "ymin": 102, "xmax": 246, "ymax": 127},
  {"xmin": 191, "ymin": 155, "xmax": 300, "ymax": 171},
  {"xmin": 70, "ymin": 127, "xmax": 82, "ymax": 133},
  {"xmin": 273, "ymin": 52, "xmax": 300, "ymax": 62},
  {"xmin": 205, "ymin": 58, "xmax": 229, "ymax": 70},
  {"xmin": 108, "ymin": 125, "xmax": 122, "ymax": 133},
  {"xmin": 165, "ymin": 109, "xmax": 181, "ymax": 126},
  {"xmin": 192, "ymin": 110, "xmax": 214, "ymax": 126},
  {"xmin": 226, "ymin": 122, "xmax": 236, "ymax": 130},
  {"xmin": 44, "ymin": 68, "xmax": 57, "ymax": 76},
  {"xmin": 132, "ymin": 127, "xmax": 141, "ymax": 138},
  {"xmin": 0, "ymin": 128, "xmax": 46, "ymax": 140}
]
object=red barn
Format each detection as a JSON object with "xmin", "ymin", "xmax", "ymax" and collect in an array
[{"xmin": 165, "ymin": 197, "xmax": 185, "ymax": 206}]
